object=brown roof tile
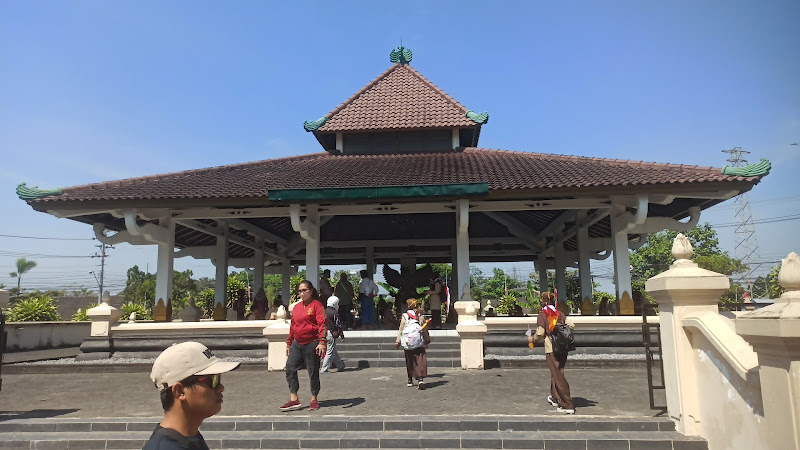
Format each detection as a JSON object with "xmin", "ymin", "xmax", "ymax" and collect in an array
[
  {"xmin": 31, "ymin": 148, "xmax": 759, "ymax": 204},
  {"xmin": 316, "ymin": 64, "xmax": 477, "ymax": 132}
]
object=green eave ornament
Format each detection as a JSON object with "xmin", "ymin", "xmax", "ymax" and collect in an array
[
  {"xmin": 16, "ymin": 182, "xmax": 63, "ymax": 200},
  {"xmin": 389, "ymin": 45, "xmax": 413, "ymax": 65},
  {"xmin": 721, "ymin": 158, "xmax": 771, "ymax": 177},
  {"xmin": 303, "ymin": 116, "xmax": 327, "ymax": 132},
  {"xmin": 466, "ymin": 110, "xmax": 489, "ymax": 124}
]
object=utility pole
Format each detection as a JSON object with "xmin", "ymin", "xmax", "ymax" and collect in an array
[
  {"xmin": 722, "ymin": 147, "xmax": 761, "ymax": 299},
  {"xmin": 93, "ymin": 243, "xmax": 113, "ymax": 302}
]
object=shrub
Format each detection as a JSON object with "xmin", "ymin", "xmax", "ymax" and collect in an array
[
  {"xmin": 195, "ymin": 288, "xmax": 215, "ymax": 318},
  {"xmin": 120, "ymin": 302, "xmax": 152, "ymax": 321},
  {"xmin": 495, "ymin": 293, "xmax": 519, "ymax": 315},
  {"xmin": 72, "ymin": 303, "xmax": 98, "ymax": 321},
  {"xmin": 7, "ymin": 295, "xmax": 61, "ymax": 321}
]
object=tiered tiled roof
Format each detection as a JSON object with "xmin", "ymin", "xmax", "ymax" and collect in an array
[
  {"xmin": 315, "ymin": 64, "xmax": 478, "ymax": 133},
  {"xmin": 30, "ymin": 148, "xmax": 758, "ymax": 204}
]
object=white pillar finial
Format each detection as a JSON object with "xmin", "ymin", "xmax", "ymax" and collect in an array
[
  {"xmin": 672, "ymin": 233, "xmax": 693, "ymax": 261},
  {"xmin": 778, "ymin": 252, "xmax": 800, "ymax": 292},
  {"xmin": 101, "ymin": 291, "xmax": 111, "ymax": 305}
]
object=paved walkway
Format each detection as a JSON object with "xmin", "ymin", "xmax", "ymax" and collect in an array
[{"xmin": 0, "ymin": 365, "xmax": 664, "ymax": 420}]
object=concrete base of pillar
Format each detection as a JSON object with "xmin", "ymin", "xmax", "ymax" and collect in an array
[
  {"xmin": 456, "ymin": 321, "xmax": 487, "ymax": 370},
  {"xmin": 264, "ymin": 321, "xmax": 291, "ymax": 371}
]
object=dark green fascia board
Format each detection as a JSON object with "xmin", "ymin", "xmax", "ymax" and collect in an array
[
  {"xmin": 721, "ymin": 158, "xmax": 771, "ymax": 177},
  {"xmin": 303, "ymin": 116, "xmax": 328, "ymax": 132},
  {"xmin": 16, "ymin": 182, "xmax": 63, "ymax": 200},
  {"xmin": 466, "ymin": 110, "xmax": 489, "ymax": 124},
  {"xmin": 268, "ymin": 182, "xmax": 488, "ymax": 202}
]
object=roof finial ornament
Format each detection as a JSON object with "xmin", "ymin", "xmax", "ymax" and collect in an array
[{"xmin": 389, "ymin": 39, "xmax": 413, "ymax": 65}]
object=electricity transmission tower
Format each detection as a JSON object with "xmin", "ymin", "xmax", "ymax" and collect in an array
[{"xmin": 722, "ymin": 147, "xmax": 761, "ymax": 296}]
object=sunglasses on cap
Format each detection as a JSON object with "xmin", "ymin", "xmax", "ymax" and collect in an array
[{"xmin": 194, "ymin": 373, "xmax": 221, "ymax": 389}]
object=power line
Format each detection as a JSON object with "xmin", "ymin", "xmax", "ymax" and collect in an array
[{"xmin": 0, "ymin": 233, "xmax": 96, "ymax": 241}]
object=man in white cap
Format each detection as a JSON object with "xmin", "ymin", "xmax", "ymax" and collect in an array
[{"xmin": 143, "ymin": 341, "xmax": 240, "ymax": 450}]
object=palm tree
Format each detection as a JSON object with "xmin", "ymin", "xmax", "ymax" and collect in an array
[{"xmin": 9, "ymin": 257, "xmax": 37, "ymax": 292}]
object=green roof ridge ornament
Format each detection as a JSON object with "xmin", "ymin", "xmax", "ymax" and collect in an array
[
  {"xmin": 389, "ymin": 45, "xmax": 413, "ymax": 65},
  {"xmin": 303, "ymin": 116, "xmax": 327, "ymax": 132},
  {"xmin": 16, "ymin": 182, "xmax": 63, "ymax": 200},
  {"xmin": 721, "ymin": 158, "xmax": 771, "ymax": 177},
  {"xmin": 466, "ymin": 110, "xmax": 489, "ymax": 124}
]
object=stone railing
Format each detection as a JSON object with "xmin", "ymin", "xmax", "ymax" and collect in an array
[{"xmin": 646, "ymin": 233, "xmax": 798, "ymax": 450}]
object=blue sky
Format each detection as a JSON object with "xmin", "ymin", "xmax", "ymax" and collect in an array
[{"xmin": 1, "ymin": 1, "xmax": 798, "ymax": 295}]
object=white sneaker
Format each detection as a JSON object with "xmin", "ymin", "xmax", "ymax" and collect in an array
[
  {"xmin": 556, "ymin": 407, "xmax": 575, "ymax": 415},
  {"xmin": 547, "ymin": 396, "xmax": 559, "ymax": 407}
]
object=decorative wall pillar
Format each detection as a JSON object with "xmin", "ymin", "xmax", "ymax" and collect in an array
[
  {"xmin": 453, "ymin": 199, "xmax": 479, "ymax": 323},
  {"xmin": 737, "ymin": 252, "xmax": 800, "ymax": 450},
  {"xmin": 577, "ymin": 214, "xmax": 595, "ymax": 315},
  {"xmin": 456, "ymin": 302, "xmax": 487, "ymax": 369},
  {"xmin": 153, "ymin": 217, "xmax": 175, "ymax": 322},
  {"xmin": 610, "ymin": 202, "xmax": 633, "ymax": 312},
  {"xmin": 263, "ymin": 306, "xmax": 290, "ymax": 371},
  {"xmin": 78, "ymin": 291, "xmax": 123, "ymax": 360},
  {"xmin": 645, "ymin": 234, "xmax": 729, "ymax": 435},
  {"xmin": 213, "ymin": 221, "xmax": 229, "ymax": 321}
]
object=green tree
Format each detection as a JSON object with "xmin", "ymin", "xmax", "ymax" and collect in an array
[
  {"xmin": 9, "ymin": 257, "xmax": 37, "ymax": 292},
  {"xmin": 121, "ymin": 266, "xmax": 157, "ymax": 309},
  {"xmin": 630, "ymin": 223, "xmax": 746, "ymax": 305}
]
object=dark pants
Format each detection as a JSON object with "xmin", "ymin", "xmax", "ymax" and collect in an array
[
  {"xmin": 360, "ymin": 295, "xmax": 375, "ymax": 325},
  {"xmin": 286, "ymin": 340, "xmax": 321, "ymax": 396},
  {"xmin": 431, "ymin": 310, "xmax": 442, "ymax": 328},
  {"xmin": 546, "ymin": 351, "xmax": 572, "ymax": 409},
  {"xmin": 339, "ymin": 305, "xmax": 353, "ymax": 329}
]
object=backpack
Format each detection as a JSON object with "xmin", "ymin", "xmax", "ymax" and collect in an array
[
  {"xmin": 550, "ymin": 322, "xmax": 576, "ymax": 355},
  {"xmin": 400, "ymin": 313, "xmax": 424, "ymax": 350}
]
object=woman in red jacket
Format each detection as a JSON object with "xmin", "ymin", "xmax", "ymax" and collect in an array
[{"xmin": 279, "ymin": 280, "xmax": 327, "ymax": 412}]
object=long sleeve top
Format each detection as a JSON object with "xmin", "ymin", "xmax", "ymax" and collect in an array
[
  {"xmin": 359, "ymin": 278, "xmax": 379, "ymax": 296},
  {"xmin": 287, "ymin": 300, "xmax": 326, "ymax": 346}
]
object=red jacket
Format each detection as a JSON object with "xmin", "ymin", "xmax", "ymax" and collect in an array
[{"xmin": 287, "ymin": 300, "xmax": 327, "ymax": 346}]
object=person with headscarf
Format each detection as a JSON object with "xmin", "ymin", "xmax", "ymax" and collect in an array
[
  {"xmin": 394, "ymin": 298, "xmax": 430, "ymax": 390},
  {"xmin": 251, "ymin": 288, "xmax": 269, "ymax": 320},
  {"xmin": 334, "ymin": 272, "xmax": 355, "ymax": 330},
  {"xmin": 528, "ymin": 292, "xmax": 575, "ymax": 414},
  {"xmin": 320, "ymin": 295, "xmax": 346, "ymax": 374}
]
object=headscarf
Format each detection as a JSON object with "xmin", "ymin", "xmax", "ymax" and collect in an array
[
  {"xmin": 537, "ymin": 292, "xmax": 560, "ymax": 332},
  {"xmin": 327, "ymin": 295, "xmax": 340, "ymax": 309}
]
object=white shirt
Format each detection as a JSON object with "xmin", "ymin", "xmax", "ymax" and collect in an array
[{"xmin": 359, "ymin": 278, "xmax": 379, "ymax": 296}]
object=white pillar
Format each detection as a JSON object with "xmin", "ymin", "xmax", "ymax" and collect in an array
[
  {"xmin": 610, "ymin": 203, "xmax": 633, "ymax": 303},
  {"xmin": 451, "ymin": 244, "xmax": 459, "ymax": 306},
  {"xmin": 213, "ymin": 221, "xmax": 229, "ymax": 321},
  {"xmin": 291, "ymin": 204, "xmax": 320, "ymax": 289},
  {"xmin": 451, "ymin": 128, "xmax": 460, "ymax": 149},
  {"xmin": 537, "ymin": 261, "xmax": 548, "ymax": 294},
  {"xmin": 281, "ymin": 262, "xmax": 291, "ymax": 306},
  {"xmin": 554, "ymin": 240, "xmax": 567, "ymax": 312},
  {"xmin": 366, "ymin": 245, "xmax": 375, "ymax": 277},
  {"xmin": 253, "ymin": 238, "xmax": 265, "ymax": 294},
  {"xmin": 154, "ymin": 217, "xmax": 175, "ymax": 322},
  {"xmin": 577, "ymin": 214, "xmax": 593, "ymax": 313},
  {"xmin": 454, "ymin": 199, "xmax": 478, "ymax": 324},
  {"xmin": 336, "ymin": 132, "xmax": 343, "ymax": 153}
]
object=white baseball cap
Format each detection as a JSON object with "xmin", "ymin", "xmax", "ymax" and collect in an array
[{"xmin": 150, "ymin": 342, "xmax": 240, "ymax": 392}]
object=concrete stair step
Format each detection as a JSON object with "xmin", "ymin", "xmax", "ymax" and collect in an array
[
  {"xmin": 0, "ymin": 430, "xmax": 708, "ymax": 449},
  {"xmin": 0, "ymin": 416, "xmax": 707, "ymax": 449}
]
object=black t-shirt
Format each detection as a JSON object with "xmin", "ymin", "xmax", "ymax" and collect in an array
[{"xmin": 142, "ymin": 425, "xmax": 209, "ymax": 450}]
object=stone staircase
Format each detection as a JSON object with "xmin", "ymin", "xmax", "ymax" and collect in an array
[
  {"xmin": 0, "ymin": 415, "xmax": 708, "ymax": 449},
  {"xmin": 337, "ymin": 330, "xmax": 461, "ymax": 368}
]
